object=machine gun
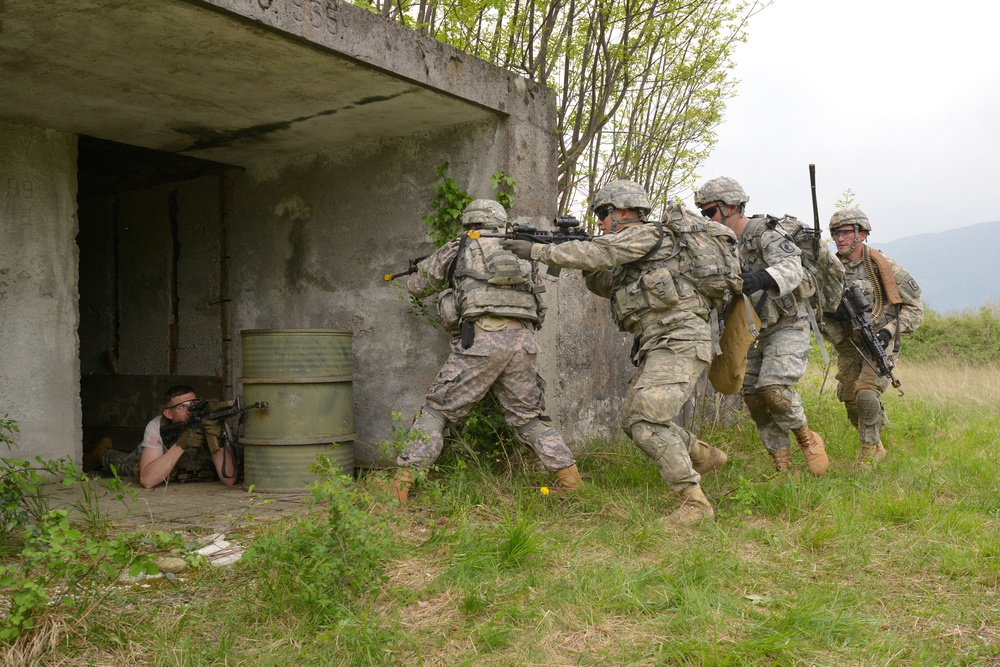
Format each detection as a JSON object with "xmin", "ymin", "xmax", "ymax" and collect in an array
[
  {"xmin": 384, "ymin": 255, "xmax": 429, "ymax": 282},
  {"xmin": 469, "ymin": 215, "xmax": 592, "ymax": 276},
  {"xmin": 160, "ymin": 397, "xmax": 269, "ymax": 443},
  {"xmin": 841, "ymin": 285, "xmax": 903, "ymax": 395}
]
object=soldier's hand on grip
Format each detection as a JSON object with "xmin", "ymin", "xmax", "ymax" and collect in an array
[{"xmin": 500, "ymin": 239, "xmax": 534, "ymax": 260}]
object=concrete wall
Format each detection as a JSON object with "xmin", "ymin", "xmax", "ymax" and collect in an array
[
  {"xmin": 226, "ymin": 117, "xmax": 577, "ymax": 463},
  {"xmin": 0, "ymin": 121, "xmax": 82, "ymax": 463}
]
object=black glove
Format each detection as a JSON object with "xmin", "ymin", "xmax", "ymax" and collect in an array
[
  {"xmin": 739, "ymin": 270, "xmax": 775, "ymax": 295},
  {"xmin": 876, "ymin": 329, "xmax": 892, "ymax": 349},
  {"xmin": 824, "ymin": 300, "xmax": 850, "ymax": 322},
  {"xmin": 500, "ymin": 239, "xmax": 535, "ymax": 260}
]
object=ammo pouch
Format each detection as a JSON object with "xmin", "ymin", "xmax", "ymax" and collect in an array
[
  {"xmin": 640, "ymin": 267, "xmax": 680, "ymax": 307},
  {"xmin": 438, "ymin": 288, "xmax": 460, "ymax": 330}
]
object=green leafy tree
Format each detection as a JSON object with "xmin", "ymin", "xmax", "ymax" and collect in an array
[{"xmin": 354, "ymin": 0, "xmax": 766, "ymax": 215}]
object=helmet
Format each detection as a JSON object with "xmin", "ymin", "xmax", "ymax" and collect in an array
[
  {"xmin": 591, "ymin": 180, "xmax": 652, "ymax": 217},
  {"xmin": 694, "ymin": 177, "xmax": 748, "ymax": 207},
  {"xmin": 462, "ymin": 199, "xmax": 507, "ymax": 230},
  {"xmin": 829, "ymin": 207, "xmax": 871, "ymax": 232}
]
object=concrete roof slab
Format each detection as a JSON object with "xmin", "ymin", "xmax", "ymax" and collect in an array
[{"xmin": 0, "ymin": 0, "xmax": 510, "ymax": 165}]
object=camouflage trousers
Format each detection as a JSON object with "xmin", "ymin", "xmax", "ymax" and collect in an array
[
  {"xmin": 103, "ymin": 448, "xmax": 140, "ymax": 478},
  {"xmin": 396, "ymin": 328, "xmax": 575, "ymax": 472},
  {"xmin": 622, "ymin": 338, "xmax": 711, "ymax": 493},
  {"xmin": 834, "ymin": 342, "xmax": 892, "ymax": 444},
  {"xmin": 742, "ymin": 322, "xmax": 810, "ymax": 453}
]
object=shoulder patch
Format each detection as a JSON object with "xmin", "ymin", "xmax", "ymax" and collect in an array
[
  {"xmin": 906, "ymin": 277, "xmax": 919, "ymax": 291},
  {"xmin": 779, "ymin": 240, "xmax": 796, "ymax": 254}
]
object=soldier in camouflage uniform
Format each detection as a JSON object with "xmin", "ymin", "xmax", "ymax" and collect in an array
[
  {"xmin": 821, "ymin": 208, "xmax": 923, "ymax": 462},
  {"xmin": 695, "ymin": 177, "xmax": 829, "ymax": 477},
  {"xmin": 389, "ymin": 199, "xmax": 583, "ymax": 504},
  {"xmin": 502, "ymin": 180, "xmax": 733, "ymax": 526}
]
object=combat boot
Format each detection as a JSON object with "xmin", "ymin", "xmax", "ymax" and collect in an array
[
  {"xmin": 792, "ymin": 426, "xmax": 828, "ymax": 476},
  {"xmin": 553, "ymin": 464, "xmax": 585, "ymax": 493},
  {"xmin": 83, "ymin": 437, "xmax": 114, "ymax": 471},
  {"xmin": 689, "ymin": 440, "xmax": 728, "ymax": 474},
  {"xmin": 661, "ymin": 484, "xmax": 715, "ymax": 527},
  {"xmin": 389, "ymin": 467, "xmax": 415, "ymax": 505},
  {"xmin": 859, "ymin": 441, "xmax": 887, "ymax": 463},
  {"xmin": 770, "ymin": 448, "xmax": 793, "ymax": 473}
]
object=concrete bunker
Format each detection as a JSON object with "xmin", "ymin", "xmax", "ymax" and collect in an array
[{"xmin": 2, "ymin": 0, "xmax": 633, "ymax": 475}]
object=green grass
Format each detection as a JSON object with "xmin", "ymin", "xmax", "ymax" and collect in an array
[{"xmin": 8, "ymin": 362, "xmax": 1000, "ymax": 666}]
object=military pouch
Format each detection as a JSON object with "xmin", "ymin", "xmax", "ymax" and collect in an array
[
  {"xmin": 640, "ymin": 267, "xmax": 680, "ymax": 307},
  {"xmin": 461, "ymin": 320, "xmax": 476, "ymax": 349},
  {"xmin": 438, "ymin": 288, "xmax": 460, "ymax": 330},
  {"xmin": 484, "ymin": 245, "xmax": 528, "ymax": 286}
]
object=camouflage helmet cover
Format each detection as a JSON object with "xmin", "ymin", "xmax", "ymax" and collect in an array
[
  {"xmin": 694, "ymin": 176, "xmax": 749, "ymax": 207},
  {"xmin": 591, "ymin": 179, "xmax": 652, "ymax": 215},
  {"xmin": 462, "ymin": 198, "xmax": 508, "ymax": 230},
  {"xmin": 829, "ymin": 207, "xmax": 871, "ymax": 232}
]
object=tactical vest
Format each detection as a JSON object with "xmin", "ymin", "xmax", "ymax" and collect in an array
[
  {"xmin": 744, "ymin": 214, "xmax": 846, "ymax": 327},
  {"xmin": 452, "ymin": 236, "xmax": 543, "ymax": 324},
  {"xmin": 607, "ymin": 208, "xmax": 740, "ymax": 339}
]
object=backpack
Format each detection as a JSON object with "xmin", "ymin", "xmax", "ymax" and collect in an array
[
  {"xmin": 663, "ymin": 204, "xmax": 742, "ymax": 311},
  {"xmin": 764, "ymin": 215, "xmax": 845, "ymax": 318}
]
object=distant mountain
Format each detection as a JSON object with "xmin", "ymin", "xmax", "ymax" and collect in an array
[{"xmin": 872, "ymin": 220, "xmax": 1000, "ymax": 313}]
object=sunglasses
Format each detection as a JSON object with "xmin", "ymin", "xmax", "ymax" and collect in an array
[
  {"xmin": 699, "ymin": 205, "xmax": 719, "ymax": 219},
  {"xmin": 593, "ymin": 205, "xmax": 614, "ymax": 220}
]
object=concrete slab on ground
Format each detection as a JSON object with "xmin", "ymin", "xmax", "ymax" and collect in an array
[{"xmin": 43, "ymin": 479, "xmax": 311, "ymax": 534}]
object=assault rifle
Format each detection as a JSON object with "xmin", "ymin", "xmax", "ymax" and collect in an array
[
  {"xmin": 160, "ymin": 397, "xmax": 269, "ymax": 443},
  {"xmin": 841, "ymin": 285, "xmax": 903, "ymax": 395},
  {"xmin": 384, "ymin": 255, "xmax": 429, "ymax": 282},
  {"xmin": 469, "ymin": 215, "xmax": 592, "ymax": 276}
]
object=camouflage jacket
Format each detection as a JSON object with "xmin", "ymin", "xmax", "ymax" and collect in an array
[
  {"xmin": 739, "ymin": 215, "xmax": 808, "ymax": 331},
  {"xmin": 530, "ymin": 223, "xmax": 712, "ymax": 347},
  {"xmin": 823, "ymin": 246, "xmax": 924, "ymax": 350}
]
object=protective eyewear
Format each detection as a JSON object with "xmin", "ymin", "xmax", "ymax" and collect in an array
[
  {"xmin": 831, "ymin": 228, "xmax": 856, "ymax": 239},
  {"xmin": 699, "ymin": 205, "xmax": 719, "ymax": 219},
  {"xmin": 166, "ymin": 398, "xmax": 199, "ymax": 411},
  {"xmin": 593, "ymin": 205, "xmax": 614, "ymax": 220}
]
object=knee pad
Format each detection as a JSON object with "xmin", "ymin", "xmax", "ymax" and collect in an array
[
  {"xmin": 743, "ymin": 392, "xmax": 770, "ymax": 427},
  {"xmin": 759, "ymin": 384, "xmax": 793, "ymax": 416},
  {"xmin": 413, "ymin": 405, "xmax": 447, "ymax": 435},
  {"xmin": 855, "ymin": 390, "xmax": 883, "ymax": 426},
  {"xmin": 516, "ymin": 417, "xmax": 550, "ymax": 447},
  {"xmin": 844, "ymin": 402, "xmax": 860, "ymax": 429}
]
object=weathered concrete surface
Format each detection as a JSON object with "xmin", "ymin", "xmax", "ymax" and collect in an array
[
  {"xmin": 2, "ymin": 0, "xmax": 632, "ymax": 471},
  {"xmin": 0, "ymin": 0, "xmax": 544, "ymax": 166},
  {"xmin": 0, "ymin": 121, "xmax": 82, "ymax": 463}
]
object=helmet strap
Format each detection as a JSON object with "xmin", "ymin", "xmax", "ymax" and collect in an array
[{"xmin": 837, "ymin": 225, "xmax": 862, "ymax": 256}]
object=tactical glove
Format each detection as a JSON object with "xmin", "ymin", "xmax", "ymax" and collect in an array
[
  {"xmin": 876, "ymin": 329, "xmax": 892, "ymax": 349},
  {"xmin": 739, "ymin": 270, "xmax": 775, "ymax": 295},
  {"xmin": 499, "ymin": 239, "xmax": 535, "ymax": 261},
  {"xmin": 824, "ymin": 300, "xmax": 850, "ymax": 322},
  {"xmin": 176, "ymin": 427, "xmax": 205, "ymax": 451},
  {"xmin": 202, "ymin": 419, "xmax": 223, "ymax": 454}
]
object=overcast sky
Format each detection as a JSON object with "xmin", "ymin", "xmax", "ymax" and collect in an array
[{"xmin": 686, "ymin": 0, "xmax": 1000, "ymax": 243}]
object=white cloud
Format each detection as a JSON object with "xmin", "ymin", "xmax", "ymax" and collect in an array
[{"xmin": 690, "ymin": 0, "xmax": 1000, "ymax": 241}]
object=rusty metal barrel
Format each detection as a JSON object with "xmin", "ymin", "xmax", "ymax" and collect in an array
[{"xmin": 240, "ymin": 329, "xmax": 355, "ymax": 492}]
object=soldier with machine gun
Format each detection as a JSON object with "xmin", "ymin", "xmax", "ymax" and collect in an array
[{"xmin": 821, "ymin": 208, "xmax": 924, "ymax": 463}]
